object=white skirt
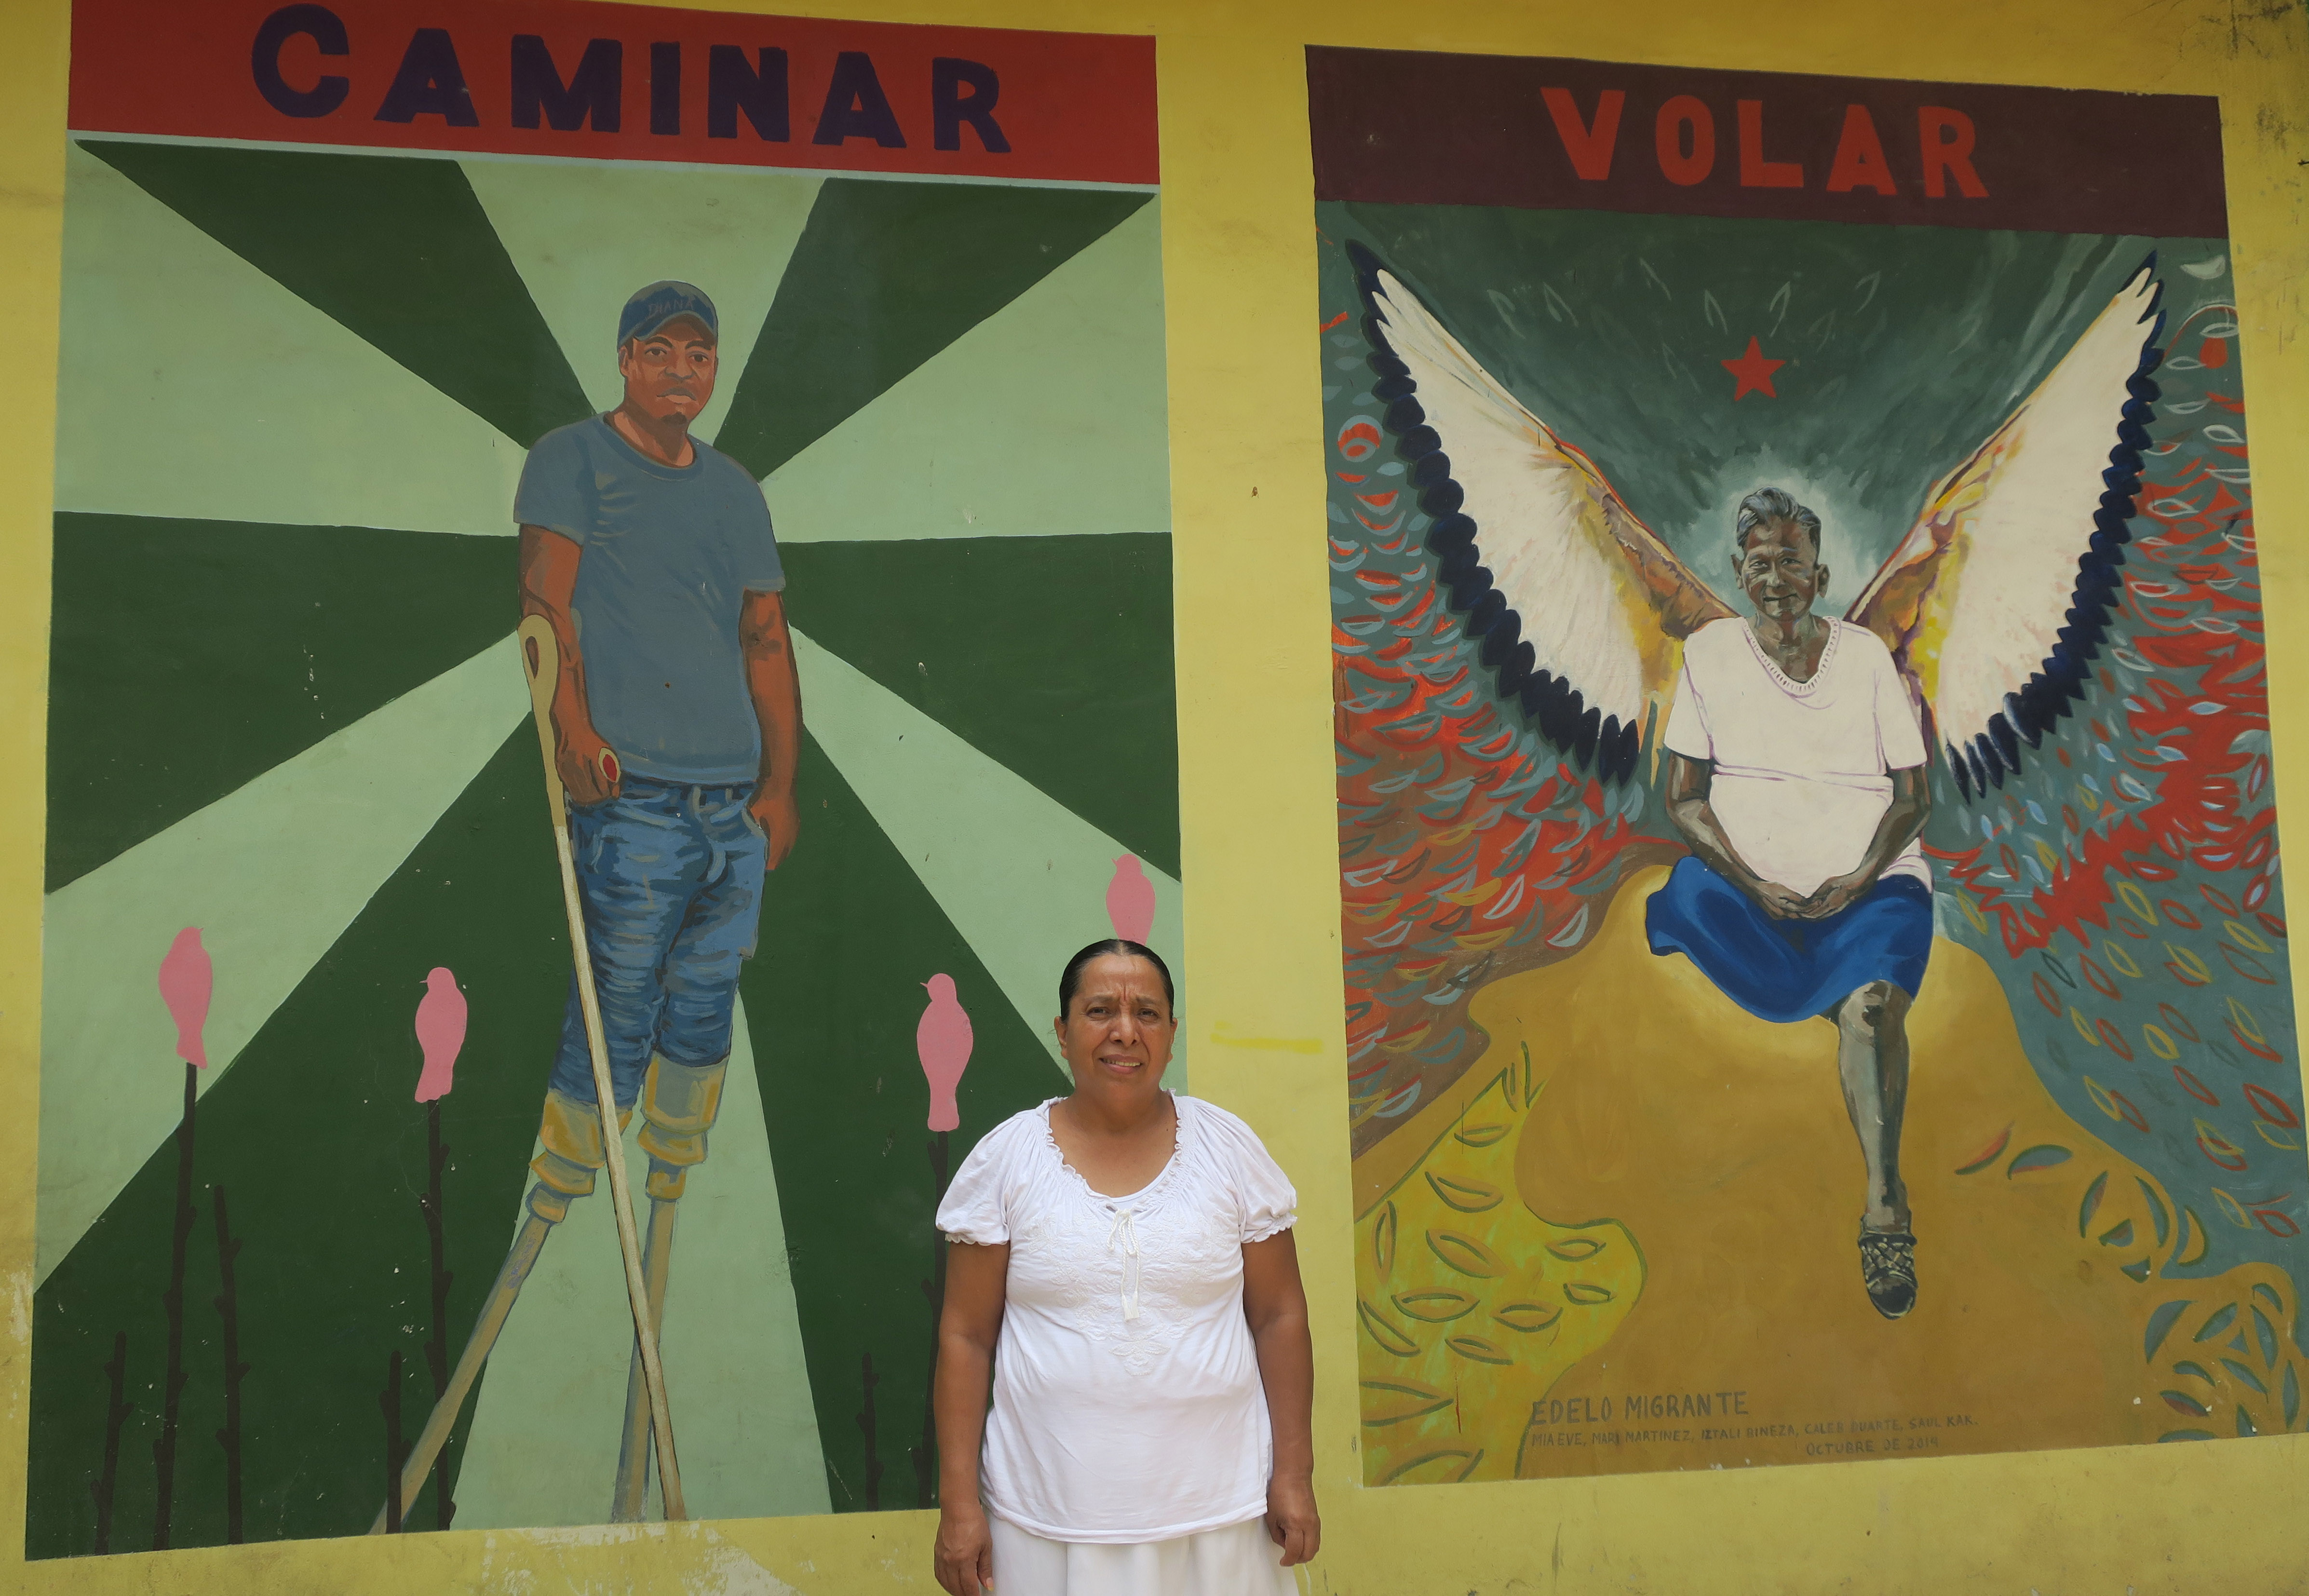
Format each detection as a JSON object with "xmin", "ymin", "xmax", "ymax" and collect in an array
[{"xmin": 987, "ymin": 1513, "xmax": 1298, "ymax": 1596}]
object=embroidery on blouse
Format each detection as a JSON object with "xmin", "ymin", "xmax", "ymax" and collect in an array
[{"xmin": 1036, "ymin": 1098, "xmax": 1236, "ymax": 1376}]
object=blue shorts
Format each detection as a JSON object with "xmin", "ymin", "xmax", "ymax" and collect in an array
[
  {"xmin": 1644, "ymin": 856, "xmax": 1932, "ymax": 1024},
  {"xmin": 549, "ymin": 776, "xmax": 768, "ymax": 1107}
]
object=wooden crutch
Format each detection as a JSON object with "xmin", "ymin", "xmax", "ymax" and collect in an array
[
  {"xmin": 517, "ymin": 614, "xmax": 686, "ymax": 1521},
  {"xmin": 370, "ymin": 618, "xmax": 688, "ymax": 1528},
  {"xmin": 526, "ymin": 614, "xmax": 692, "ymax": 1524},
  {"xmin": 370, "ymin": 1209, "xmax": 552, "ymax": 1533}
]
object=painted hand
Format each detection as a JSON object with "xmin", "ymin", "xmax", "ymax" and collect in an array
[
  {"xmin": 558, "ymin": 733, "xmax": 622, "ymax": 807},
  {"xmin": 1746, "ymin": 879, "xmax": 1811, "ymax": 920},
  {"xmin": 751, "ymin": 786, "xmax": 800, "ymax": 870},
  {"xmin": 1801, "ymin": 869, "xmax": 1874, "ymax": 920},
  {"xmin": 1266, "ymin": 1473, "xmax": 1322, "ymax": 1567},
  {"xmin": 932, "ymin": 1502, "xmax": 995, "ymax": 1596}
]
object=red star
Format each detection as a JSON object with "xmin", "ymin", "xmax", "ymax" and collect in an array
[{"xmin": 1722, "ymin": 336, "xmax": 1786, "ymax": 401}]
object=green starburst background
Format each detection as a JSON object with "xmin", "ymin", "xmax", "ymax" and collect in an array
[{"xmin": 31, "ymin": 137, "xmax": 1176, "ymax": 1554}]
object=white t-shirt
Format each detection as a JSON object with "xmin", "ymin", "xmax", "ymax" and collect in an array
[
  {"xmin": 935, "ymin": 1094, "xmax": 1297, "ymax": 1544},
  {"xmin": 1662, "ymin": 616, "xmax": 1931, "ymax": 898}
]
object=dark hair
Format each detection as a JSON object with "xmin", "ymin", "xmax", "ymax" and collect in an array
[
  {"xmin": 1058, "ymin": 939, "xmax": 1175, "ymax": 1018},
  {"xmin": 1734, "ymin": 487, "xmax": 1823, "ymax": 557}
]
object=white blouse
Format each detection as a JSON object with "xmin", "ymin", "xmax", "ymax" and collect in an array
[
  {"xmin": 935, "ymin": 1094, "xmax": 1298, "ymax": 1544},
  {"xmin": 1663, "ymin": 616, "xmax": 1932, "ymax": 898}
]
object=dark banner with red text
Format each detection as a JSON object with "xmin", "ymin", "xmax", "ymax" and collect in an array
[{"xmin": 1309, "ymin": 47, "xmax": 2222, "ymax": 234}]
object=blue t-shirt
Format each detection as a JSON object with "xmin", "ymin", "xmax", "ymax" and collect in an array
[{"xmin": 514, "ymin": 416, "xmax": 786, "ymax": 784}]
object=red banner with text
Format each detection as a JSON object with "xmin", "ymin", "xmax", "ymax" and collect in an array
[{"xmin": 71, "ymin": 0, "xmax": 1159, "ymax": 185}]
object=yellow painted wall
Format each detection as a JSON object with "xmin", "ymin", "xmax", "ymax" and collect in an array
[{"xmin": 3, "ymin": 0, "xmax": 2306, "ymax": 1589}]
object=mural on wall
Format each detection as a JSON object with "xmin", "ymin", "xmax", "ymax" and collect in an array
[
  {"xmin": 1311, "ymin": 47, "xmax": 2309, "ymax": 1484},
  {"xmin": 30, "ymin": 0, "xmax": 1173, "ymax": 1555}
]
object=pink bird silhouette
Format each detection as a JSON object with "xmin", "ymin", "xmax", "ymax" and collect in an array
[
  {"xmin": 917, "ymin": 974, "xmax": 973, "ymax": 1133},
  {"xmin": 158, "ymin": 927, "xmax": 212, "ymax": 1069},
  {"xmin": 1106, "ymin": 855, "xmax": 1156, "ymax": 944},
  {"xmin": 414, "ymin": 967, "xmax": 468, "ymax": 1104}
]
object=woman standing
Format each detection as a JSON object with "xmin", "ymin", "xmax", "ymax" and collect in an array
[{"xmin": 931, "ymin": 940, "xmax": 1318, "ymax": 1596}]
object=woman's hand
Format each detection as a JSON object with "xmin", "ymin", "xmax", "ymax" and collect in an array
[
  {"xmin": 933, "ymin": 1502, "xmax": 995, "ymax": 1595},
  {"xmin": 1266, "ymin": 1472, "xmax": 1322, "ymax": 1566}
]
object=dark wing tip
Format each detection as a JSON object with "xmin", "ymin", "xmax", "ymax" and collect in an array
[
  {"xmin": 1348, "ymin": 247, "xmax": 1640, "ymax": 785},
  {"xmin": 1942, "ymin": 270, "xmax": 2167, "ymax": 803}
]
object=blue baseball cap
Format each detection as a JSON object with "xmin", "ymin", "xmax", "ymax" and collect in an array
[{"xmin": 617, "ymin": 281, "xmax": 718, "ymax": 347}]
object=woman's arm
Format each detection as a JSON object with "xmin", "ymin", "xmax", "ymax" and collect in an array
[
  {"xmin": 933, "ymin": 1241, "xmax": 1009, "ymax": 1596},
  {"xmin": 1663, "ymin": 752, "xmax": 1809, "ymax": 920},
  {"xmin": 1242, "ymin": 1231, "xmax": 1320, "ymax": 1567},
  {"xmin": 1800, "ymin": 763, "xmax": 1932, "ymax": 919}
]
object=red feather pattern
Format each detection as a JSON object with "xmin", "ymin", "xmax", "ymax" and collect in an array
[
  {"xmin": 1331, "ymin": 471, "xmax": 1675, "ymax": 1153},
  {"xmin": 1904, "ymin": 297, "xmax": 2302, "ymax": 1257}
]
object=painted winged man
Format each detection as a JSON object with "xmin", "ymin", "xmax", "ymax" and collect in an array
[
  {"xmin": 1345, "ymin": 245, "xmax": 2167, "ymax": 1326},
  {"xmin": 1647, "ymin": 487, "xmax": 1931, "ymax": 1320}
]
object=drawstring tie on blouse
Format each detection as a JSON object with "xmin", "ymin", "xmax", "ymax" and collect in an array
[{"xmin": 1107, "ymin": 1206, "xmax": 1142, "ymax": 1321}]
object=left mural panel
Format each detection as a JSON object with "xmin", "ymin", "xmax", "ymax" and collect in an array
[{"xmin": 32, "ymin": 0, "xmax": 1170, "ymax": 1555}]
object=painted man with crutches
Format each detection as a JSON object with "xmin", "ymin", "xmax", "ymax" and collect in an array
[{"xmin": 382, "ymin": 281, "xmax": 802, "ymax": 1529}]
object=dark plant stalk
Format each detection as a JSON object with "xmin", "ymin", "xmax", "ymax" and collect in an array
[
  {"xmin": 211, "ymin": 1186, "xmax": 248, "ymax": 1544},
  {"xmin": 151, "ymin": 1060, "xmax": 198, "ymax": 1550},
  {"xmin": 911, "ymin": 1130, "xmax": 953, "ymax": 1509},
  {"xmin": 420, "ymin": 1098, "xmax": 456, "ymax": 1530},
  {"xmin": 90, "ymin": 1330, "xmax": 131, "ymax": 1555},
  {"xmin": 379, "ymin": 1351, "xmax": 405, "ymax": 1534},
  {"xmin": 856, "ymin": 1350, "xmax": 882, "ymax": 1511}
]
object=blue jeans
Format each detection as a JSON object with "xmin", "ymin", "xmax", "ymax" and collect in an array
[{"xmin": 548, "ymin": 776, "xmax": 768, "ymax": 1108}]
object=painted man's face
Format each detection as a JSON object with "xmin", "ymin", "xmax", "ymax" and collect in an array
[
  {"xmin": 617, "ymin": 315, "xmax": 718, "ymax": 425},
  {"xmin": 1735, "ymin": 516, "xmax": 1827, "ymax": 623}
]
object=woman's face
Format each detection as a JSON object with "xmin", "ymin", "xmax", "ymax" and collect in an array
[{"xmin": 1054, "ymin": 954, "xmax": 1176, "ymax": 1099}]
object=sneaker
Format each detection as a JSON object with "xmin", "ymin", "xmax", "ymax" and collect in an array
[{"xmin": 1859, "ymin": 1228, "xmax": 1917, "ymax": 1320}]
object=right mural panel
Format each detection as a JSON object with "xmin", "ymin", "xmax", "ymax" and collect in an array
[{"xmin": 1311, "ymin": 46, "xmax": 2309, "ymax": 1483}]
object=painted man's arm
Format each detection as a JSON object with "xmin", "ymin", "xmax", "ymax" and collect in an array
[
  {"xmin": 518, "ymin": 526, "xmax": 621, "ymax": 805},
  {"xmin": 739, "ymin": 589, "xmax": 802, "ymax": 869},
  {"xmin": 1663, "ymin": 752, "xmax": 1811, "ymax": 920},
  {"xmin": 1800, "ymin": 764, "xmax": 1931, "ymax": 919}
]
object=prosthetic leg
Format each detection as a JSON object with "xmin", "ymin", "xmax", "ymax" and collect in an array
[
  {"xmin": 370, "ymin": 1091, "xmax": 627, "ymax": 1532},
  {"xmin": 609, "ymin": 1053, "xmax": 729, "ymax": 1522}
]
